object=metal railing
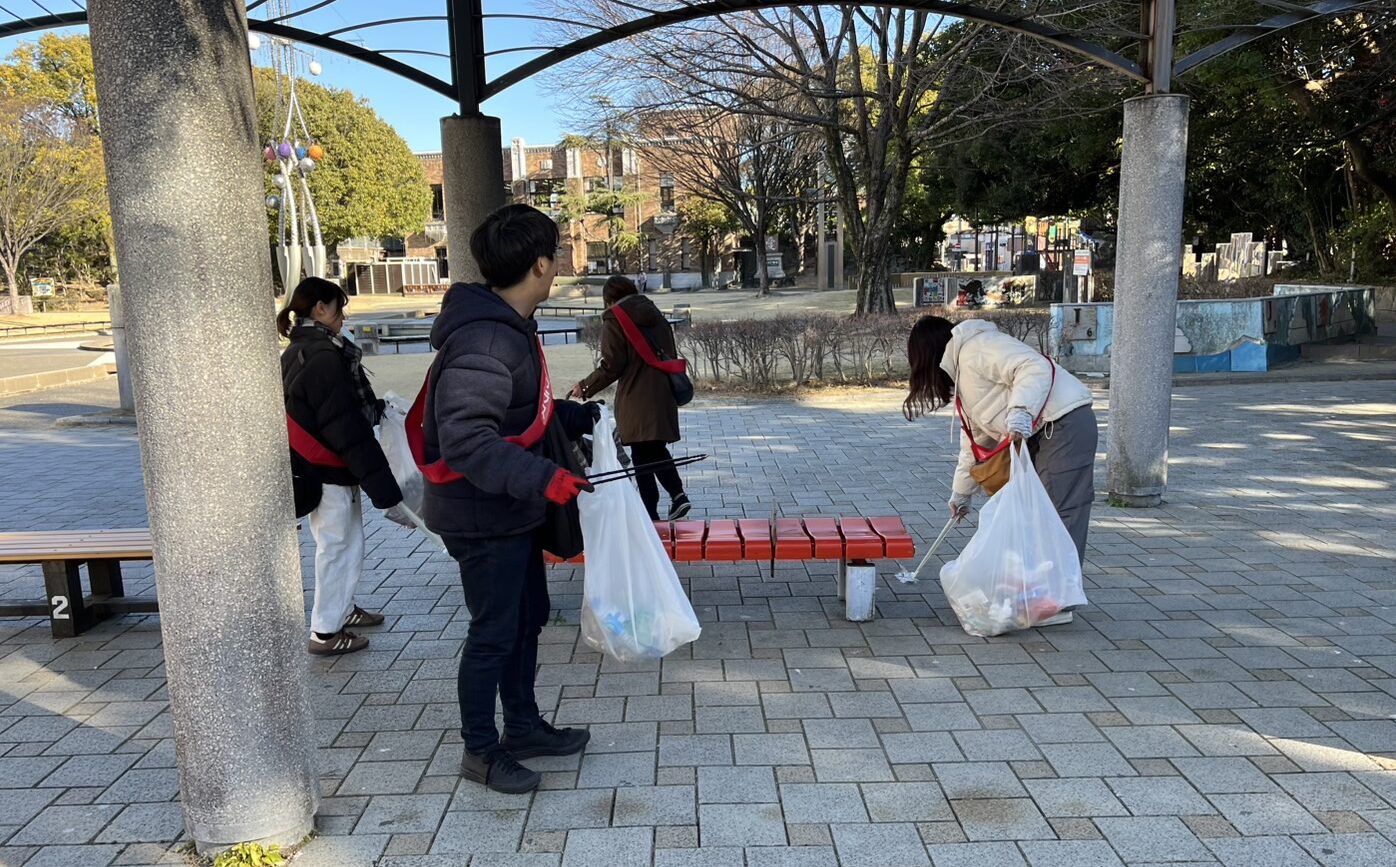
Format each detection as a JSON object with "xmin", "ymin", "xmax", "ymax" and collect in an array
[{"xmin": 0, "ymin": 320, "xmax": 111, "ymax": 339}]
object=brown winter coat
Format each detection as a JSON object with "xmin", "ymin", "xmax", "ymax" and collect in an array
[{"xmin": 578, "ymin": 294, "xmax": 681, "ymax": 445}]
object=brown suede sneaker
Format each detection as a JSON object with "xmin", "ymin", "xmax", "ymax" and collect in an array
[{"xmin": 308, "ymin": 629, "xmax": 368, "ymax": 656}]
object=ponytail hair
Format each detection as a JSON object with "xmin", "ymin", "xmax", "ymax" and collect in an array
[{"xmin": 277, "ymin": 277, "xmax": 347, "ymax": 337}]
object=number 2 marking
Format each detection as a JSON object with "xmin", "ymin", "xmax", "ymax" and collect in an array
[{"xmin": 50, "ymin": 596, "xmax": 70, "ymax": 620}]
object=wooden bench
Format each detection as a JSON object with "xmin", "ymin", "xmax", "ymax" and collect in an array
[
  {"xmin": 546, "ymin": 516, "xmax": 918, "ymax": 621},
  {"xmin": 0, "ymin": 517, "xmax": 919, "ymax": 636},
  {"xmin": 0, "ymin": 529, "xmax": 157, "ymax": 638}
]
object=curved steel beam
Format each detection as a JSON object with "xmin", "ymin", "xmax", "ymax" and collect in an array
[
  {"xmin": 267, "ymin": 0, "xmax": 336, "ymax": 24},
  {"xmin": 0, "ymin": 9, "xmax": 82, "ymax": 38},
  {"xmin": 482, "ymin": 0, "xmax": 1149, "ymax": 100},
  {"xmin": 320, "ymin": 15, "xmax": 446, "ymax": 41},
  {"xmin": 250, "ymin": 20, "xmax": 454, "ymax": 99},
  {"xmin": 1174, "ymin": 0, "xmax": 1380, "ymax": 77},
  {"xmin": 0, "ymin": 12, "xmax": 455, "ymax": 100}
]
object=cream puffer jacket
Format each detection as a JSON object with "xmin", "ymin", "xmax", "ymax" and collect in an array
[{"xmin": 944, "ymin": 320, "xmax": 1093, "ymax": 496}]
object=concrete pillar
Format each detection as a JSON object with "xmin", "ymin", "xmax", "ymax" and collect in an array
[
  {"xmin": 106, "ymin": 284, "xmax": 134, "ymax": 412},
  {"xmin": 1107, "ymin": 94, "xmax": 1190, "ymax": 507},
  {"xmin": 87, "ymin": 0, "xmax": 318, "ymax": 853},
  {"xmin": 442, "ymin": 114, "xmax": 506, "ymax": 284}
]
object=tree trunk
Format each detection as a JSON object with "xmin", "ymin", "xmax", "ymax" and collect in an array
[
  {"xmin": 854, "ymin": 253, "xmax": 895, "ymax": 315},
  {"xmin": 3, "ymin": 261, "xmax": 19, "ymax": 312},
  {"xmin": 1345, "ymin": 139, "xmax": 1396, "ymax": 213}
]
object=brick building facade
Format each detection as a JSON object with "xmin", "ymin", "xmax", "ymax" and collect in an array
[{"xmin": 406, "ymin": 138, "xmax": 736, "ymax": 288}]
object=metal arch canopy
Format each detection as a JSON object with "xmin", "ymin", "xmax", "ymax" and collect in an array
[
  {"xmin": 479, "ymin": 0, "xmax": 1150, "ymax": 102},
  {"xmin": 0, "ymin": 1, "xmax": 1382, "ymax": 111},
  {"xmin": 1172, "ymin": 0, "xmax": 1380, "ymax": 77}
]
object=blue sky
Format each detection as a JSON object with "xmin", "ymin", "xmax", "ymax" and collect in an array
[{"xmin": 0, "ymin": 1, "xmax": 568, "ymax": 151}]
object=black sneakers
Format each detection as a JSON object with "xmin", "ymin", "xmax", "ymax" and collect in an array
[
  {"xmin": 461, "ymin": 747, "xmax": 541, "ymax": 794},
  {"xmin": 668, "ymin": 494, "xmax": 692, "ymax": 521},
  {"xmin": 499, "ymin": 718, "xmax": 591, "ymax": 760}
]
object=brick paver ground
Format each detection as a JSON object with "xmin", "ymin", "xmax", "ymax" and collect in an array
[{"xmin": 2, "ymin": 380, "xmax": 1395, "ymax": 866}]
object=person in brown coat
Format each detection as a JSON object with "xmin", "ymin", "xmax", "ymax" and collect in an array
[{"xmin": 570, "ymin": 275, "xmax": 692, "ymax": 521}]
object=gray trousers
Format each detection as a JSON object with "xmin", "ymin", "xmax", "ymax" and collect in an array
[{"xmin": 1027, "ymin": 405, "xmax": 1098, "ymax": 567}]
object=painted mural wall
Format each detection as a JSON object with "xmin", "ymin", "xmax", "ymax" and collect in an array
[{"xmin": 1051, "ymin": 287, "xmax": 1375, "ymax": 375}]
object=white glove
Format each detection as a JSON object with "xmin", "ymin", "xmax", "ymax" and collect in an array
[
  {"xmin": 383, "ymin": 503, "xmax": 415, "ymax": 528},
  {"xmin": 948, "ymin": 492, "xmax": 973, "ymax": 522},
  {"xmin": 1006, "ymin": 408, "xmax": 1035, "ymax": 440}
]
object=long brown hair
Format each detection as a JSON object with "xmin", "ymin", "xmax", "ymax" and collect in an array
[
  {"xmin": 903, "ymin": 315, "xmax": 957, "ymax": 421},
  {"xmin": 276, "ymin": 277, "xmax": 347, "ymax": 337}
]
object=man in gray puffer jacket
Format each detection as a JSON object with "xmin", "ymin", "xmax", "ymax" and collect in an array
[{"xmin": 421, "ymin": 204, "xmax": 596, "ymax": 794}]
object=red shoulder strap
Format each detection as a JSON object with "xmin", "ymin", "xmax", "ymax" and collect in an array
[
  {"xmin": 610, "ymin": 304, "xmax": 686, "ymax": 375},
  {"xmin": 407, "ymin": 335, "xmax": 553, "ymax": 485},
  {"xmin": 287, "ymin": 414, "xmax": 348, "ymax": 468},
  {"xmin": 955, "ymin": 356, "xmax": 1058, "ymax": 463}
]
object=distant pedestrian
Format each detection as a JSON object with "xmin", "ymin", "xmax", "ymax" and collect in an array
[
  {"xmin": 278, "ymin": 277, "xmax": 414, "ymax": 657},
  {"xmin": 571, "ymin": 275, "xmax": 692, "ymax": 521},
  {"xmin": 903, "ymin": 316, "xmax": 1098, "ymax": 572},
  {"xmin": 637, "ymin": 271, "xmax": 649, "ymax": 294}
]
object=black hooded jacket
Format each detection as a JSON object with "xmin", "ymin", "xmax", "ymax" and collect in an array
[
  {"xmin": 421, "ymin": 282, "xmax": 593, "ymax": 539},
  {"xmin": 281, "ymin": 323, "xmax": 402, "ymax": 510}
]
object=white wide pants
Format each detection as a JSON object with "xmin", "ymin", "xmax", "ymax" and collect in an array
[{"xmin": 308, "ymin": 483, "xmax": 364, "ymax": 635}]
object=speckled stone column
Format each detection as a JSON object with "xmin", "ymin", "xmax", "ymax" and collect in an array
[
  {"xmin": 1108, "ymin": 94, "xmax": 1190, "ymax": 507},
  {"xmin": 441, "ymin": 114, "xmax": 505, "ymax": 284},
  {"xmin": 87, "ymin": 0, "xmax": 317, "ymax": 853}
]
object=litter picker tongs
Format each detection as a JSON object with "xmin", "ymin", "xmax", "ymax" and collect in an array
[
  {"xmin": 587, "ymin": 453, "xmax": 709, "ymax": 486},
  {"xmin": 894, "ymin": 514, "xmax": 959, "ymax": 583}
]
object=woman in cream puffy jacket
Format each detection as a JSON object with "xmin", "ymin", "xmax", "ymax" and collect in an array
[{"xmin": 903, "ymin": 316, "xmax": 1098, "ymax": 565}]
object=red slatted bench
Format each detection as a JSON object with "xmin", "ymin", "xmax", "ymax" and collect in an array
[
  {"xmin": 0, "ymin": 529, "xmax": 158, "ymax": 638},
  {"xmin": 545, "ymin": 516, "xmax": 918, "ymax": 620}
]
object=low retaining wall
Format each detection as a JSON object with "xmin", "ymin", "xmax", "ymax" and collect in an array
[
  {"xmin": 0, "ymin": 363, "xmax": 115, "ymax": 398},
  {"xmin": 1052, "ymin": 285, "xmax": 1376, "ymax": 374}
]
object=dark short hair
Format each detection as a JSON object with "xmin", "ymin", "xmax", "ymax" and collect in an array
[
  {"xmin": 602, "ymin": 274, "xmax": 638, "ymax": 307},
  {"xmin": 469, "ymin": 203, "xmax": 560, "ymax": 288}
]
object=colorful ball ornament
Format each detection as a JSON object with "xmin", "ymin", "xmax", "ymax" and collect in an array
[
  {"xmin": 299, "ymin": 157, "xmax": 316, "ymax": 172},
  {"xmin": 295, "ymin": 146, "xmax": 308, "ymax": 160},
  {"xmin": 277, "ymin": 142, "xmax": 294, "ymax": 158},
  {"xmin": 307, "ymin": 144, "xmax": 324, "ymax": 161},
  {"xmin": 273, "ymin": 174, "xmax": 287, "ymax": 188},
  {"xmin": 309, "ymin": 61, "xmax": 323, "ymax": 76},
  {"xmin": 265, "ymin": 195, "xmax": 280, "ymax": 209},
  {"xmin": 263, "ymin": 145, "xmax": 276, "ymax": 162}
]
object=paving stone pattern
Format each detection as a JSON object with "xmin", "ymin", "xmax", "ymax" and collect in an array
[{"xmin": 2, "ymin": 381, "xmax": 1395, "ymax": 866}]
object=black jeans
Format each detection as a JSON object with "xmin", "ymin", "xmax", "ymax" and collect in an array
[
  {"xmin": 444, "ymin": 531, "xmax": 549, "ymax": 753},
  {"xmin": 629, "ymin": 441, "xmax": 685, "ymax": 520}
]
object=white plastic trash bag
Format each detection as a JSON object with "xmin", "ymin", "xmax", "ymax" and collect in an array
[
  {"xmin": 939, "ymin": 443, "xmax": 1087, "ymax": 637},
  {"xmin": 379, "ymin": 392, "xmax": 446, "ymax": 552},
  {"xmin": 578, "ymin": 405, "xmax": 701, "ymax": 661}
]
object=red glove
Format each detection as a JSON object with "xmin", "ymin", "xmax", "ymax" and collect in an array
[{"xmin": 545, "ymin": 469, "xmax": 594, "ymax": 505}]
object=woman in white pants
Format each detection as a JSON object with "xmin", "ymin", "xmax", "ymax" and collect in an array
[{"xmin": 280, "ymin": 278, "xmax": 413, "ymax": 655}]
